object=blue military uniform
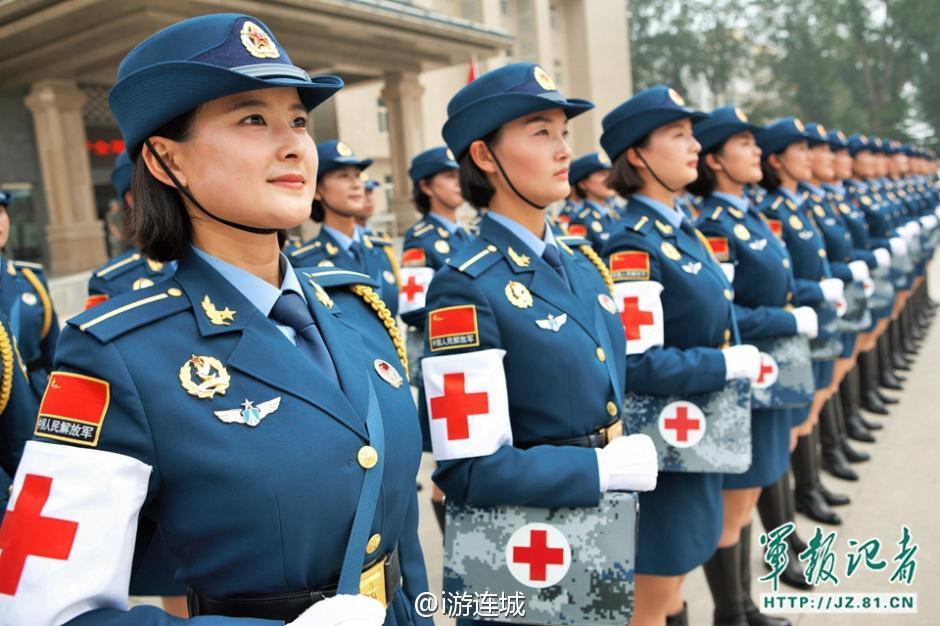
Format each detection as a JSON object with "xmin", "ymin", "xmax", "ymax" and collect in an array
[
  {"xmin": 693, "ymin": 106, "xmax": 798, "ymax": 489},
  {"xmin": 289, "ymin": 140, "xmax": 400, "ymax": 317},
  {"xmin": 0, "ymin": 14, "xmax": 430, "ymax": 625},
  {"xmin": 599, "ymin": 86, "xmax": 735, "ymax": 576}
]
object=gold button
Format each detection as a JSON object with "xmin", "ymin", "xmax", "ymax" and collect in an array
[
  {"xmin": 782, "ymin": 259, "xmax": 790, "ymax": 268},
  {"xmin": 358, "ymin": 446, "xmax": 378, "ymax": 469},
  {"xmin": 724, "ymin": 329, "xmax": 731, "ymax": 341},
  {"xmin": 818, "ymin": 249, "xmax": 827, "ymax": 258},
  {"xmin": 596, "ymin": 347, "xmax": 606, "ymax": 362},
  {"xmin": 167, "ymin": 288, "xmax": 182, "ymax": 297},
  {"xmin": 724, "ymin": 289, "xmax": 733, "ymax": 300},
  {"xmin": 606, "ymin": 401, "xmax": 617, "ymax": 416},
  {"xmin": 366, "ymin": 533, "xmax": 381, "ymax": 554}
]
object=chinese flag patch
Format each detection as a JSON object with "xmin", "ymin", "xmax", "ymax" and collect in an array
[
  {"xmin": 566, "ymin": 223, "xmax": 588, "ymax": 237},
  {"xmin": 428, "ymin": 305, "xmax": 479, "ymax": 352},
  {"xmin": 34, "ymin": 373, "xmax": 110, "ymax": 447},
  {"xmin": 768, "ymin": 219, "xmax": 783, "ymax": 239},
  {"xmin": 707, "ymin": 237, "xmax": 730, "ymax": 262},
  {"xmin": 609, "ymin": 251, "xmax": 650, "ymax": 281},
  {"xmin": 83, "ymin": 294, "xmax": 108, "ymax": 310},
  {"xmin": 402, "ymin": 248, "xmax": 427, "ymax": 267}
]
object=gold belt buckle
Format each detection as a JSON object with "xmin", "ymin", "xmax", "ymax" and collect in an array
[
  {"xmin": 601, "ymin": 419, "xmax": 624, "ymax": 443},
  {"xmin": 359, "ymin": 555, "xmax": 388, "ymax": 607}
]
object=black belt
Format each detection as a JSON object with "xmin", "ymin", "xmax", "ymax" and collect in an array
[
  {"xmin": 515, "ymin": 419, "xmax": 624, "ymax": 450},
  {"xmin": 187, "ymin": 548, "xmax": 401, "ymax": 621}
]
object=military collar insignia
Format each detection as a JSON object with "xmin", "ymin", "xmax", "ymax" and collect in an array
[
  {"xmin": 146, "ymin": 258, "xmax": 165, "ymax": 272},
  {"xmin": 727, "ymin": 207, "xmax": 745, "ymax": 220},
  {"xmin": 180, "ymin": 355, "xmax": 231, "ymax": 399},
  {"xmin": 505, "ymin": 280, "xmax": 533, "ymax": 308},
  {"xmin": 325, "ymin": 242, "xmax": 340, "ymax": 256},
  {"xmin": 309, "ymin": 280, "xmax": 333, "ymax": 309},
  {"xmin": 240, "ymin": 21, "xmax": 280, "ymax": 59},
  {"xmin": 437, "ymin": 227, "xmax": 450, "ymax": 239},
  {"xmin": 215, "ymin": 397, "xmax": 281, "ymax": 427},
  {"xmin": 655, "ymin": 220, "xmax": 674, "ymax": 235},
  {"xmin": 6, "ymin": 260, "xmax": 15, "ymax": 276},
  {"xmin": 374, "ymin": 359, "xmax": 404, "ymax": 388},
  {"xmin": 507, "ymin": 246, "xmax": 531, "ymax": 268},
  {"xmin": 535, "ymin": 313, "xmax": 568, "ymax": 332},
  {"xmin": 132, "ymin": 278, "xmax": 154, "ymax": 290},
  {"xmin": 201, "ymin": 295, "xmax": 236, "ymax": 326}
]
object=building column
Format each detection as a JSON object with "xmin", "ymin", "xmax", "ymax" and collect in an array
[
  {"xmin": 24, "ymin": 80, "xmax": 106, "ymax": 275},
  {"xmin": 381, "ymin": 71, "xmax": 426, "ymax": 234}
]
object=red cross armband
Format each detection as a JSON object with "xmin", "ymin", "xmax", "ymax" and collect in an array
[{"xmin": 612, "ymin": 281, "xmax": 665, "ymax": 356}]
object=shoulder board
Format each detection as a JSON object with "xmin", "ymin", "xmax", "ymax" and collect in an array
[
  {"xmin": 413, "ymin": 223, "xmax": 436, "ymax": 238},
  {"xmin": 447, "ymin": 242, "xmax": 500, "ymax": 277},
  {"xmin": 770, "ymin": 196, "xmax": 784, "ymax": 211},
  {"xmin": 67, "ymin": 283, "xmax": 191, "ymax": 342},
  {"xmin": 298, "ymin": 267, "xmax": 379, "ymax": 289},
  {"xmin": 555, "ymin": 234, "xmax": 591, "ymax": 248},
  {"xmin": 707, "ymin": 206, "xmax": 725, "ymax": 221},
  {"xmin": 578, "ymin": 208, "xmax": 592, "ymax": 219},
  {"xmin": 94, "ymin": 252, "xmax": 146, "ymax": 281},
  {"xmin": 289, "ymin": 240, "xmax": 323, "ymax": 259},
  {"xmin": 366, "ymin": 235, "xmax": 392, "ymax": 247},
  {"xmin": 12, "ymin": 260, "xmax": 44, "ymax": 272}
]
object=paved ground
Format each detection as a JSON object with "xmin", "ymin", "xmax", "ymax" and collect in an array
[{"xmin": 414, "ymin": 270, "xmax": 940, "ymax": 625}]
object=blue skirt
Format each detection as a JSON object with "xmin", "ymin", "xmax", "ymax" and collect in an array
[
  {"xmin": 812, "ymin": 360, "xmax": 834, "ymax": 390},
  {"xmin": 635, "ymin": 472, "xmax": 723, "ymax": 575},
  {"xmin": 724, "ymin": 408, "xmax": 791, "ymax": 489},
  {"xmin": 839, "ymin": 332, "xmax": 857, "ymax": 359}
]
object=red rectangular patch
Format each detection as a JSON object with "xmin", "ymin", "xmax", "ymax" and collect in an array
[
  {"xmin": 609, "ymin": 251, "xmax": 650, "ymax": 281},
  {"xmin": 566, "ymin": 223, "xmax": 588, "ymax": 237},
  {"xmin": 428, "ymin": 305, "xmax": 479, "ymax": 352},
  {"xmin": 83, "ymin": 294, "xmax": 108, "ymax": 310},
  {"xmin": 768, "ymin": 219, "xmax": 783, "ymax": 239},
  {"xmin": 35, "ymin": 372, "xmax": 110, "ymax": 447},
  {"xmin": 402, "ymin": 248, "xmax": 426, "ymax": 267},
  {"xmin": 707, "ymin": 237, "xmax": 730, "ymax": 262}
]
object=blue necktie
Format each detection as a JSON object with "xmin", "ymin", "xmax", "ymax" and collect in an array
[
  {"xmin": 454, "ymin": 228, "xmax": 468, "ymax": 244},
  {"xmin": 541, "ymin": 245, "xmax": 570, "ymax": 291},
  {"xmin": 269, "ymin": 291, "xmax": 340, "ymax": 386},
  {"xmin": 348, "ymin": 241, "xmax": 365, "ymax": 270}
]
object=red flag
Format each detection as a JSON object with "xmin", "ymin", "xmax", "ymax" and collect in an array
[{"xmin": 467, "ymin": 54, "xmax": 479, "ymax": 84}]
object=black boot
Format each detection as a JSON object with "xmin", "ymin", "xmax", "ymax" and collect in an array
[
  {"xmin": 843, "ymin": 368, "xmax": 882, "ymax": 430},
  {"xmin": 432, "ymin": 498, "xmax": 445, "ymax": 534},
  {"xmin": 878, "ymin": 335, "xmax": 905, "ymax": 390},
  {"xmin": 820, "ymin": 402, "xmax": 859, "ymax": 481},
  {"xmin": 704, "ymin": 543, "xmax": 748, "ymax": 626},
  {"xmin": 666, "ymin": 602, "xmax": 688, "ymax": 626},
  {"xmin": 890, "ymin": 323, "xmax": 915, "ymax": 367},
  {"xmin": 792, "ymin": 433, "xmax": 842, "ymax": 523},
  {"xmin": 740, "ymin": 524, "xmax": 791, "ymax": 626},
  {"xmin": 757, "ymin": 477, "xmax": 812, "ymax": 589},
  {"xmin": 859, "ymin": 350, "xmax": 890, "ymax": 414},
  {"xmin": 812, "ymin": 429, "xmax": 851, "ymax": 507},
  {"xmin": 780, "ymin": 472, "xmax": 809, "ymax": 553},
  {"xmin": 899, "ymin": 316, "xmax": 919, "ymax": 355},
  {"xmin": 832, "ymin": 396, "xmax": 872, "ymax": 458}
]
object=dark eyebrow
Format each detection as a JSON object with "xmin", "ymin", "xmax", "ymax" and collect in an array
[
  {"xmin": 227, "ymin": 98, "xmax": 306, "ymax": 113},
  {"xmin": 523, "ymin": 114, "xmax": 555, "ymax": 125}
]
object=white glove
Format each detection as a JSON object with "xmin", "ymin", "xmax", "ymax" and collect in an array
[
  {"xmin": 919, "ymin": 215, "xmax": 937, "ymax": 230},
  {"xmin": 873, "ymin": 248, "xmax": 891, "ymax": 268},
  {"xmin": 819, "ymin": 278, "xmax": 845, "ymax": 304},
  {"xmin": 889, "ymin": 237, "xmax": 908, "ymax": 257},
  {"xmin": 791, "ymin": 306, "xmax": 819, "ymax": 339},
  {"xmin": 848, "ymin": 260, "xmax": 870, "ymax": 283},
  {"xmin": 934, "ymin": 206, "xmax": 940, "ymax": 219},
  {"xmin": 907, "ymin": 220, "xmax": 922, "ymax": 236},
  {"xmin": 722, "ymin": 344, "xmax": 762, "ymax": 381},
  {"xmin": 288, "ymin": 595, "xmax": 387, "ymax": 626},
  {"xmin": 720, "ymin": 262, "xmax": 735, "ymax": 284},
  {"xmin": 596, "ymin": 434, "xmax": 658, "ymax": 492}
]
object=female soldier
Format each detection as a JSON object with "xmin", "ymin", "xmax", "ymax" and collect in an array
[
  {"xmin": 752, "ymin": 119, "xmax": 847, "ymax": 585},
  {"xmin": 419, "ymin": 62, "xmax": 659, "ymax": 624},
  {"xmin": 289, "ymin": 140, "xmax": 400, "ymax": 317},
  {"xmin": 0, "ymin": 14, "xmax": 429, "ymax": 625},
  {"xmin": 691, "ymin": 106, "xmax": 818, "ymax": 626},
  {"xmin": 565, "ymin": 152, "xmax": 619, "ymax": 251},
  {"xmin": 0, "ymin": 192, "xmax": 59, "ymax": 396},
  {"xmin": 799, "ymin": 123, "xmax": 872, "ymax": 482},
  {"xmin": 599, "ymin": 87, "xmax": 762, "ymax": 626}
]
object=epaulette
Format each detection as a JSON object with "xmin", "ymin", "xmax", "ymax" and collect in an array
[
  {"xmin": 770, "ymin": 196, "xmax": 784, "ymax": 211},
  {"xmin": 707, "ymin": 206, "xmax": 725, "ymax": 221},
  {"xmin": 413, "ymin": 222, "xmax": 436, "ymax": 238},
  {"xmin": 365, "ymin": 235, "xmax": 392, "ymax": 248},
  {"xmin": 289, "ymin": 240, "xmax": 323, "ymax": 259},
  {"xmin": 578, "ymin": 208, "xmax": 592, "ymax": 219},
  {"xmin": 298, "ymin": 267, "xmax": 379, "ymax": 289},
  {"xmin": 447, "ymin": 241, "xmax": 500, "ymax": 277},
  {"xmin": 555, "ymin": 234, "xmax": 591, "ymax": 248},
  {"xmin": 67, "ymin": 283, "xmax": 191, "ymax": 342},
  {"xmin": 12, "ymin": 260, "xmax": 44, "ymax": 272},
  {"xmin": 624, "ymin": 213, "xmax": 653, "ymax": 235},
  {"xmin": 93, "ymin": 252, "xmax": 147, "ymax": 281}
]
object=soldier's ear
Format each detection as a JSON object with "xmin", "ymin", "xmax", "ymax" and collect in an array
[
  {"xmin": 141, "ymin": 138, "xmax": 189, "ymax": 189},
  {"xmin": 767, "ymin": 152, "xmax": 782, "ymax": 171},
  {"xmin": 468, "ymin": 140, "xmax": 498, "ymax": 175},
  {"xmin": 705, "ymin": 152, "xmax": 723, "ymax": 173}
]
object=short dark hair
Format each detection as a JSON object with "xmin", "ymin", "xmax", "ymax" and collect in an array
[
  {"xmin": 129, "ymin": 108, "xmax": 287, "ymax": 260},
  {"xmin": 760, "ymin": 157, "xmax": 782, "ymax": 191},
  {"xmin": 458, "ymin": 129, "xmax": 501, "ymax": 210},
  {"xmin": 607, "ymin": 136, "xmax": 650, "ymax": 197},
  {"xmin": 573, "ymin": 179, "xmax": 588, "ymax": 199},
  {"xmin": 311, "ymin": 200, "xmax": 325, "ymax": 223},
  {"xmin": 686, "ymin": 147, "xmax": 721, "ymax": 197},
  {"xmin": 412, "ymin": 181, "xmax": 431, "ymax": 215},
  {"xmin": 128, "ymin": 109, "xmax": 196, "ymax": 262}
]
